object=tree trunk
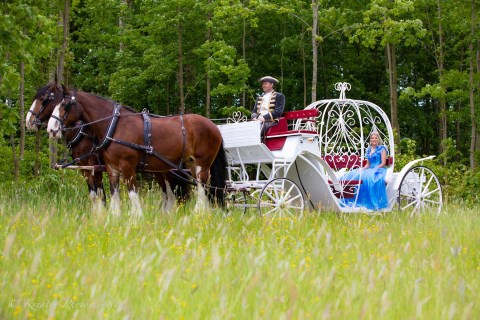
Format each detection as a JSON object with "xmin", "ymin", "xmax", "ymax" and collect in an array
[
  {"xmin": 57, "ymin": 0, "xmax": 69, "ymax": 85},
  {"xmin": 206, "ymin": 0, "xmax": 212, "ymax": 118},
  {"xmin": 319, "ymin": 43, "xmax": 327, "ymax": 98},
  {"xmin": 19, "ymin": 61, "xmax": 25, "ymax": 157},
  {"xmin": 11, "ymin": 134, "xmax": 19, "ymax": 181},
  {"xmin": 166, "ymin": 81, "xmax": 170, "ymax": 115},
  {"xmin": 302, "ymin": 26, "xmax": 307, "ymax": 107},
  {"xmin": 469, "ymin": 0, "xmax": 476, "ymax": 169},
  {"xmin": 311, "ymin": 0, "xmax": 319, "ymax": 103},
  {"xmin": 476, "ymin": 41, "xmax": 480, "ymax": 155},
  {"xmin": 242, "ymin": 4, "xmax": 246, "ymax": 109},
  {"xmin": 386, "ymin": 43, "xmax": 400, "ymax": 151},
  {"xmin": 50, "ymin": 0, "xmax": 69, "ymax": 167},
  {"xmin": 119, "ymin": 0, "xmax": 127, "ymax": 51},
  {"xmin": 177, "ymin": 6, "xmax": 185, "ymax": 114},
  {"xmin": 280, "ymin": 23, "xmax": 284, "ymax": 95},
  {"xmin": 437, "ymin": 0, "xmax": 447, "ymax": 159},
  {"xmin": 35, "ymin": 130, "xmax": 41, "ymax": 176}
]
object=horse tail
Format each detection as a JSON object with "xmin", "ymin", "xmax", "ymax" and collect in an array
[{"xmin": 209, "ymin": 140, "xmax": 227, "ymax": 207}]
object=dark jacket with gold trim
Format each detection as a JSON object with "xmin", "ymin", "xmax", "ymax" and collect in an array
[{"xmin": 251, "ymin": 91, "xmax": 285, "ymax": 122}]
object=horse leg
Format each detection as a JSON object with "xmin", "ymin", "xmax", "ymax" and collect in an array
[
  {"xmin": 123, "ymin": 168, "xmax": 142, "ymax": 217},
  {"xmin": 92, "ymin": 170, "xmax": 106, "ymax": 213},
  {"xmin": 93, "ymin": 171, "xmax": 106, "ymax": 206},
  {"xmin": 108, "ymin": 170, "xmax": 122, "ymax": 216},
  {"xmin": 169, "ymin": 171, "xmax": 191, "ymax": 204},
  {"xmin": 194, "ymin": 165, "xmax": 210, "ymax": 213},
  {"xmin": 164, "ymin": 178, "xmax": 175, "ymax": 212},
  {"xmin": 154, "ymin": 173, "xmax": 175, "ymax": 212},
  {"xmin": 82, "ymin": 170, "xmax": 98, "ymax": 212}
]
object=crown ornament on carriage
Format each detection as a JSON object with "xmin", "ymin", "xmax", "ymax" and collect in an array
[{"xmin": 335, "ymin": 82, "xmax": 351, "ymax": 100}]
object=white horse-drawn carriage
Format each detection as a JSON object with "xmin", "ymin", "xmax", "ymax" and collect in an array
[{"xmin": 218, "ymin": 82, "xmax": 443, "ymax": 215}]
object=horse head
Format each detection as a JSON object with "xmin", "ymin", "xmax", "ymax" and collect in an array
[
  {"xmin": 47, "ymin": 90, "xmax": 82, "ymax": 139},
  {"xmin": 26, "ymin": 83, "xmax": 66, "ymax": 131}
]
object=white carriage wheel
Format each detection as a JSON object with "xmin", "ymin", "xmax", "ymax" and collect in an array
[
  {"xmin": 258, "ymin": 178, "xmax": 304, "ymax": 216},
  {"xmin": 226, "ymin": 189, "xmax": 259, "ymax": 214},
  {"xmin": 398, "ymin": 165, "xmax": 443, "ymax": 215}
]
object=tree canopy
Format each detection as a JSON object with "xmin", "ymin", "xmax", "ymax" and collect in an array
[{"xmin": 1, "ymin": 0, "xmax": 480, "ymax": 184}]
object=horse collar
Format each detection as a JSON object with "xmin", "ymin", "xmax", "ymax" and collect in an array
[
  {"xmin": 94, "ymin": 103, "xmax": 122, "ymax": 152},
  {"xmin": 67, "ymin": 121, "xmax": 86, "ymax": 149}
]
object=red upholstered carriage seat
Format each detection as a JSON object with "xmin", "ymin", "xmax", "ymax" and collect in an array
[
  {"xmin": 323, "ymin": 155, "xmax": 366, "ymax": 169},
  {"xmin": 264, "ymin": 109, "xmax": 320, "ymax": 151},
  {"xmin": 324, "ymin": 155, "xmax": 394, "ymax": 198}
]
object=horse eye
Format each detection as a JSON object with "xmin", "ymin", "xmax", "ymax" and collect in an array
[{"xmin": 64, "ymin": 102, "xmax": 72, "ymax": 112}]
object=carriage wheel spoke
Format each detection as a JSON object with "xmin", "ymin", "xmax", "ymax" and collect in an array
[
  {"xmin": 399, "ymin": 166, "xmax": 442, "ymax": 215},
  {"xmin": 258, "ymin": 178, "xmax": 304, "ymax": 215},
  {"xmin": 422, "ymin": 187, "xmax": 440, "ymax": 198},
  {"xmin": 400, "ymin": 199, "xmax": 418, "ymax": 211}
]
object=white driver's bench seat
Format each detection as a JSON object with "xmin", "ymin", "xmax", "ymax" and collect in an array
[{"xmin": 218, "ymin": 121, "xmax": 274, "ymax": 165}]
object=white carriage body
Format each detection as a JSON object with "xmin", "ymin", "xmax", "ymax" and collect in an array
[{"xmin": 218, "ymin": 83, "xmax": 442, "ymax": 214}]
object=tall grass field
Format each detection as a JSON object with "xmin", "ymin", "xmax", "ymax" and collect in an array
[{"xmin": 0, "ymin": 176, "xmax": 479, "ymax": 319}]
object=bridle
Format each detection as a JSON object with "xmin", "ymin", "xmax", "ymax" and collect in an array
[
  {"xmin": 50, "ymin": 93, "xmax": 77, "ymax": 130},
  {"xmin": 28, "ymin": 91, "xmax": 55, "ymax": 126}
]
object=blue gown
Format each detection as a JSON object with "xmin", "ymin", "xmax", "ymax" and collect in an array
[{"xmin": 341, "ymin": 145, "xmax": 389, "ymax": 210}]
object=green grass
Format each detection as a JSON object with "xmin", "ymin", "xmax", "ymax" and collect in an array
[{"xmin": 0, "ymin": 179, "xmax": 479, "ymax": 319}]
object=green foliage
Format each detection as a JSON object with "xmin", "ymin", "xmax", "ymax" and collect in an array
[
  {"xmin": 437, "ymin": 138, "xmax": 462, "ymax": 165},
  {"xmin": 352, "ymin": 0, "xmax": 427, "ymax": 48},
  {"xmin": 196, "ymin": 41, "xmax": 251, "ymax": 97}
]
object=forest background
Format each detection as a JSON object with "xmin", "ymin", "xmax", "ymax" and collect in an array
[{"xmin": 0, "ymin": 0, "xmax": 479, "ymax": 204}]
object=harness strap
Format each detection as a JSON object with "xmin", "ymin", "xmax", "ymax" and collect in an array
[
  {"xmin": 67, "ymin": 121, "xmax": 86, "ymax": 149},
  {"xmin": 137, "ymin": 111, "xmax": 152, "ymax": 171},
  {"xmin": 108, "ymin": 137, "xmax": 180, "ymax": 170},
  {"xmin": 58, "ymin": 103, "xmax": 121, "ymax": 170},
  {"xmin": 59, "ymin": 148, "xmax": 98, "ymax": 169},
  {"xmin": 59, "ymin": 104, "xmax": 187, "ymax": 173},
  {"xmin": 92, "ymin": 103, "xmax": 121, "ymax": 153}
]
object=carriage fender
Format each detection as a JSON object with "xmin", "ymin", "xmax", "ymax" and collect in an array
[
  {"xmin": 288, "ymin": 151, "xmax": 341, "ymax": 191},
  {"xmin": 391, "ymin": 155, "xmax": 435, "ymax": 191}
]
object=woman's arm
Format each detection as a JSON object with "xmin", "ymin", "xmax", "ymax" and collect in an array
[
  {"xmin": 376, "ymin": 148, "xmax": 387, "ymax": 168},
  {"xmin": 363, "ymin": 159, "xmax": 370, "ymax": 169}
]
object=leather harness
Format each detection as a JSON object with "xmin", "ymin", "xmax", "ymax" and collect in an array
[{"xmin": 59, "ymin": 100, "xmax": 186, "ymax": 173}]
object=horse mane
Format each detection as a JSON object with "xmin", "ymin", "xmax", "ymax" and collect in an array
[
  {"xmin": 34, "ymin": 83, "xmax": 62, "ymax": 100},
  {"xmin": 78, "ymin": 90, "xmax": 139, "ymax": 113}
]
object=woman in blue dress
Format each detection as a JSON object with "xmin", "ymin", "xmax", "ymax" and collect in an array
[
  {"xmin": 340, "ymin": 131, "xmax": 389, "ymax": 210},
  {"xmin": 356, "ymin": 132, "xmax": 389, "ymax": 210}
]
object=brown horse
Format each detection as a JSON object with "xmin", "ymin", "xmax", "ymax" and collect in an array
[
  {"xmin": 28, "ymin": 83, "xmax": 191, "ymax": 211},
  {"xmin": 26, "ymin": 83, "xmax": 107, "ymax": 206},
  {"xmin": 47, "ymin": 90, "xmax": 226, "ymax": 216}
]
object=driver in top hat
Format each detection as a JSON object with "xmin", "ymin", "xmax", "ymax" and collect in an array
[{"xmin": 251, "ymin": 76, "xmax": 285, "ymax": 139}]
